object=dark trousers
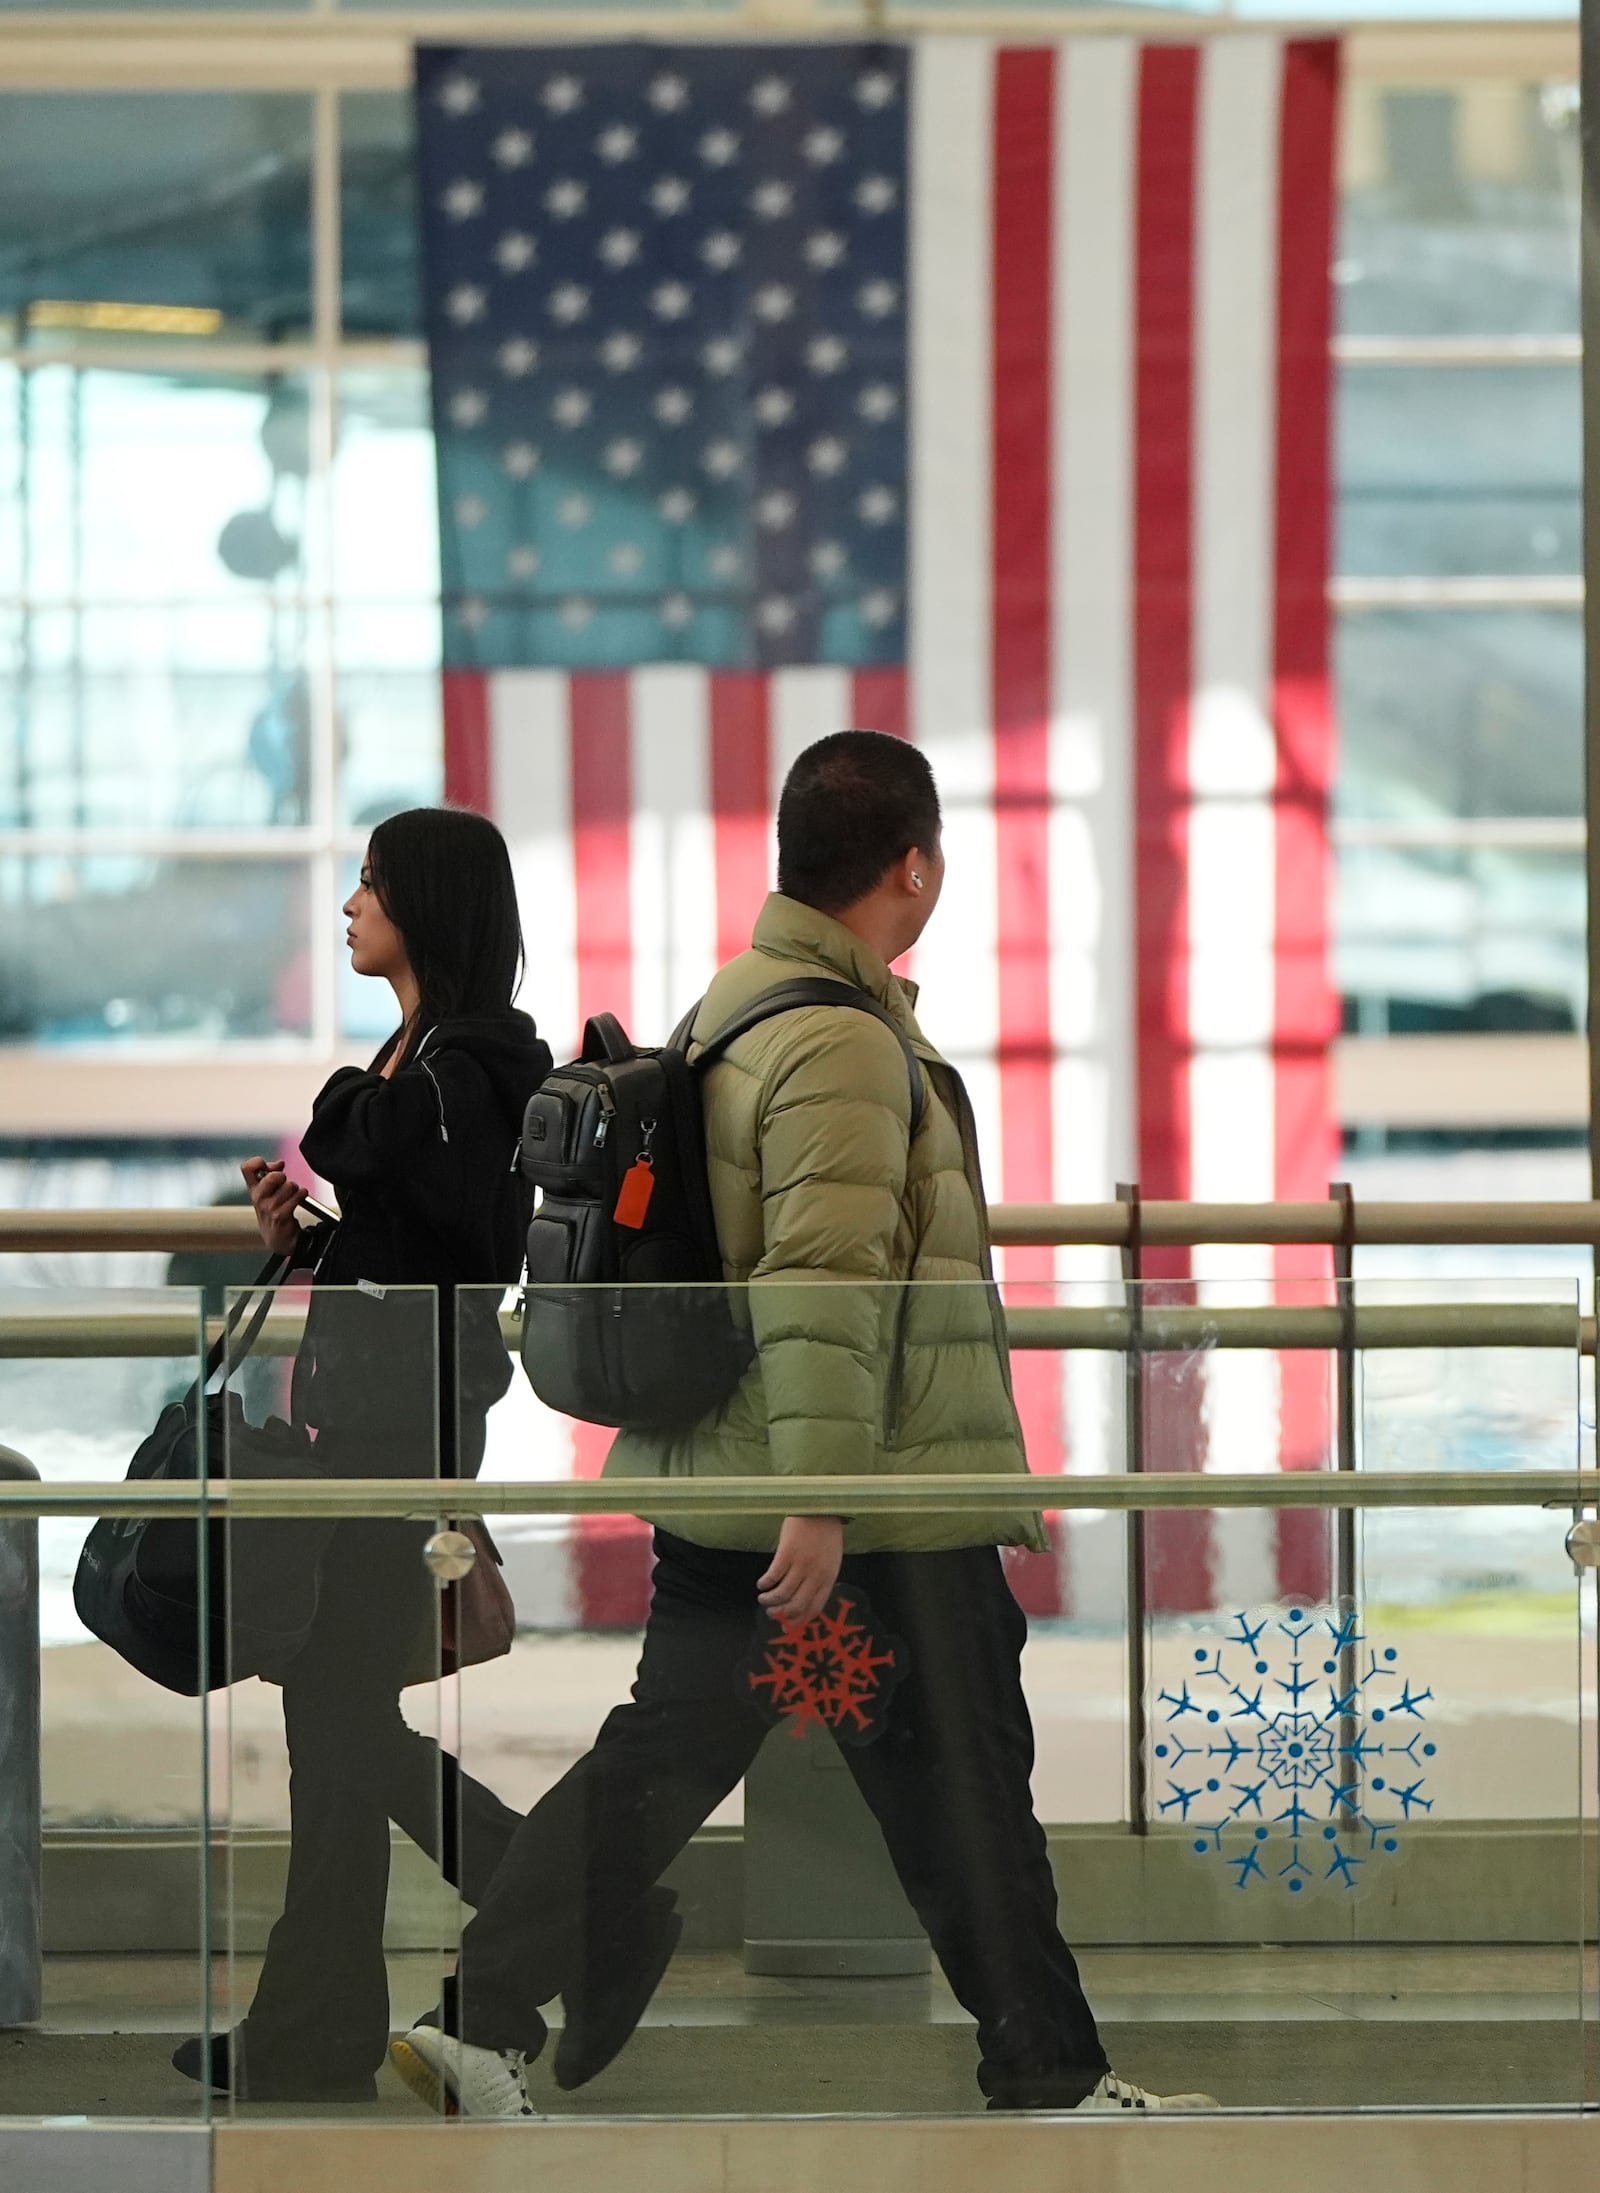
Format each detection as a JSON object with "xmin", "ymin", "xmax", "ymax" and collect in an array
[
  {"xmin": 455, "ymin": 1531, "xmax": 1109, "ymax": 2103},
  {"xmin": 240, "ymin": 1515, "xmax": 522, "ymax": 2079}
]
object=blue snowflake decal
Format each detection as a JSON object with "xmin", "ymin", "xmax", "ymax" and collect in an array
[{"xmin": 1150, "ymin": 1604, "xmax": 1437, "ymax": 1894}]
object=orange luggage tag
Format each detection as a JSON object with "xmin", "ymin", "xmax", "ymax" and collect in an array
[
  {"xmin": 614, "ymin": 1160, "xmax": 655, "ymax": 1229},
  {"xmin": 614, "ymin": 1121, "xmax": 658, "ymax": 1229}
]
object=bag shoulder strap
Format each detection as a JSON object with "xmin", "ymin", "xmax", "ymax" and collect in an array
[
  {"xmin": 197, "ymin": 1240, "xmax": 310, "ymax": 1397},
  {"xmin": 693, "ymin": 978, "xmax": 926, "ymax": 1138}
]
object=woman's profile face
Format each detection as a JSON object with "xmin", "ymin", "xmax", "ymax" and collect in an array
[{"xmin": 343, "ymin": 851, "xmax": 410, "ymax": 985}]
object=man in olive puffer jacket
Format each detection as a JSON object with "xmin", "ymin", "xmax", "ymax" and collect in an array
[
  {"xmin": 395, "ymin": 734, "xmax": 1214, "ymax": 2119},
  {"xmin": 603, "ymin": 883, "xmax": 1048, "ymax": 1558}
]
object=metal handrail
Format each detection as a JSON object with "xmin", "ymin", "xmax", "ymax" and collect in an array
[
  {"xmin": 8, "ymin": 1200, "xmax": 1600, "ymax": 1253},
  {"xmin": 993, "ymin": 1201, "xmax": 1600, "ymax": 1247},
  {"xmin": 0, "ymin": 1301, "xmax": 1587, "ymax": 1357},
  {"xmin": 0, "ymin": 1470, "xmax": 1593, "ymax": 1520}
]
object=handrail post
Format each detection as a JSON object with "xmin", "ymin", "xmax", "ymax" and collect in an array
[
  {"xmin": 1583, "ymin": 0, "xmax": 1600, "ymax": 1434},
  {"xmin": 0, "ymin": 1446, "xmax": 41, "ymax": 2029},
  {"xmin": 1330, "ymin": 1184, "xmax": 1362, "ymax": 1836},
  {"xmin": 1580, "ymin": 0, "xmax": 1600, "ymax": 2035},
  {"xmin": 1117, "ymin": 1184, "xmax": 1149, "ymax": 1837}
]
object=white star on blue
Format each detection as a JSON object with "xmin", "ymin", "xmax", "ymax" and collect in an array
[{"xmin": 417, "ymin": 40, "xmax": 909, "ymax": 669}]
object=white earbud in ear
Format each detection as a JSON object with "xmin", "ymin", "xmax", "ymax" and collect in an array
[{"xmin": 911, "ymin": 872, "xmax": 923, "ymax": 889}]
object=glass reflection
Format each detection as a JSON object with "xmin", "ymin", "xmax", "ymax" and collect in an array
[
  {"xmin": 340, "ymin": 93, "xmax": 421, "ymax": 341},
  {"xmin": 1338, "ymin": 841, "xmax": 1585, "ymax": 1037},
  {"xmin": 0, "ymin": 93, "xmax": 311, "ymax": 341},
  {"xmin": 0, "ymin": 854, "xmax": 313, "ymax": 1043},
  {"xmin": 1338, "ymin": 363, "xmax": 1579, "ymax": 579},
  {"xmin": 0, "ymin": 366, "xmax": 319, "ymax": 606},
  {"xmin": 1339, "ymin": 81, "xmax": 1579, "ymax": 339},
  {"xmin": 1336, "ymin": 608, "xmax": 1581, "ymax": 823}
]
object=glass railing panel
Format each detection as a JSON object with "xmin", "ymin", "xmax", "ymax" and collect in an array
[
  {"xmin": 447, "ymin": 1280, "xmax": 661, "ymax": 2117},
  {"xmin": 216, "ymin": 1279, "xmax": 454, "ymax": 2118},
  {"xmin": 1135, "ymin": 1273, "xmax": 1585, "ymax": 2113},
  {"xmin": 435, "ymin": 1275, "xmax": 1587, "ymax": 2121},
  {"xmin": 32, "ymin": 1272, "xmax": 1555, "ymax": 2121},
  {"xmin": 460, "ymin": 1274, "xmax": 1061, "ymax": 2116},
  {"xmin": 1, "ymin": 1262, "xmax": 1589, "ymax": 2128},
  {"xmin": 0, "ymin": 1284, "xmax": 210, "ymax": 2120},
  {"xmin": 1354, "ymin": 1274, "xmax": 1588, "ymax": 2110}
]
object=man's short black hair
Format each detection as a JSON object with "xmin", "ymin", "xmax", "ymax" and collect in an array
[{"xmin": 776, "ymin": 730, "xmax": 941, "ymax": 917}]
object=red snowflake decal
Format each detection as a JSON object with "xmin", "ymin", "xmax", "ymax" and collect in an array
[{"xmin": 745, "ymin": 1594, "xmax": 901, "ymax": 1742}]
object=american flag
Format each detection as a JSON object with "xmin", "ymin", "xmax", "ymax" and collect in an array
[{"xmin": 416, "ymin": 37, "xmax": 1342, "ymax": 1627}]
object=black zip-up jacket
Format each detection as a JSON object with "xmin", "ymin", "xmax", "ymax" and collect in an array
[{"xmin": 294, "ymin": 1010, "xmax": 552, "ymax": 1467}]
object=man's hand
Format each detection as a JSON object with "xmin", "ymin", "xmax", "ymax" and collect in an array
[
  {"xmin": 757, "ymin": 1515, "xmax": 845, "ymax": 1626},
  {"xmin": 240, "ymin": 1156, "xmax": 307, "ymax": 1258}
]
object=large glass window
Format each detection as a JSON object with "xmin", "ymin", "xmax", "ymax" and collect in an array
[
  {"xmin": 1334, "ymin": 79, "xmax": 1583, "ymax": 1069},
  {"xmin": 0, "ymin": 89, "xmax": 420, "ymax": 1059},
  {"xmin": 0, "ymin": 95, "xmax": 313, "ymax": 344},
  {"xmin": 1338, "ymin": 363, "xmax": 1579, "ymax": 579},
  {"xmin": 0, "ymin": 57, "xmax": 1584, "ymax": 1108},
  {"xmin": 1339, "ymin": 81, "xmax": 1579, "ymax": 339},
  {"xmin": 0, "ymin": 852, "xmax": 313, "ymax": 1045},
  {"xmin": 339, "ymin": 93, "xmax": 421, "ymax": 342},
  {"xmin": 1336, "ymin": 608, "xmax": 1582, "ymax": 823}
]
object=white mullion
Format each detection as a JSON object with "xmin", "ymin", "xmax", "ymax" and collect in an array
[
  {"xmin": 0, "ymin": 343, "xmax": 423, "ymax": 374},
  {"xmin": 5, "ymin": 345, "xmax": 319, "ymax": 375},
  {"xmin": 1335, "ymin": 576, "xmax": 1583, "ymax": 610},
  {"xmin": 1337, "ymin": 335, "xmax": 1582, "ymax": 365},
  {"xmin": 306, "ymin": 85, "xmax": 343, "ymax": 1056},
  {"xmin": 1336, "ymin": 817, "xmax": 1585, "ymax": 850},
  {"xmin": 0, "ymin": 829, "xmax": 324, "ymax": 858}
]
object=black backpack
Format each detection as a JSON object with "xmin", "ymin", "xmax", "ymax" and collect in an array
[{"xmin": 517, "ymin": 980, "xmax": 926, "ymax": 1431}]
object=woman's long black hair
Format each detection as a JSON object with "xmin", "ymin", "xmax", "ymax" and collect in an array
[{"xmin": 366, "ymin": 806, "xmax": 525, "ymax": 1037}]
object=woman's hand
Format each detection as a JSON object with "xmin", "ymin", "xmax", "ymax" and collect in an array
[
  {"xmin": 240, "ymin": 1156, "xmax": 308, "ymax": 1257},
  {"xmin": 757, "ymin": 1515, "xmax": 845, "ymax": 1626}
]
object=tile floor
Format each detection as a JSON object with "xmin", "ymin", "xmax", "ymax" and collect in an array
[
  {"xmin": 36, "ymin": 1943, "xmax": 1600, "ymax": 2036},
  {"xmin": 4, "ymin": 1945, "xmax": 1594, "ymax": 2121}
]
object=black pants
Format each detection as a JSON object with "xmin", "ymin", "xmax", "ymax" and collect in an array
[
  {"xmin": 454, "ymin": 1532, "xmax": 1109, "ymax": 2104},
  {"xmin": 239, "ymin": 1515, "xmax": 522, "ymax": 2080}
]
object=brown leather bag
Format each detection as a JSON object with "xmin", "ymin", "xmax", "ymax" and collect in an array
[
  {"xmin": 403, "ymin": 1520, "xmax": 517, "ymax": 1687},
  {"xmin": 442, "ymin": 1519, "xmax": 518, "ymax": 1674},
  {"xmin": 265, "ymin": 1519, "xmax": 516, "ymax": 1691}
]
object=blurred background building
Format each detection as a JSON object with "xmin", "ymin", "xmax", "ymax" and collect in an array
[{"xmin": 0, "ymin": 5, "xmax": 1585, "ymax": 1240}]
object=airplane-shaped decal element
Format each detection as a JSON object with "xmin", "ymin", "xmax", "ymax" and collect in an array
[{"xmin": 1150, "ymin": 1602, "xmax": 1436, "ymax": 1896}]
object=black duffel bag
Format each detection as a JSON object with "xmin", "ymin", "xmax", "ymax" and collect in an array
[{"xmin": 74, "ymin": 1239, "xmax": 340, "ymax": 1697}]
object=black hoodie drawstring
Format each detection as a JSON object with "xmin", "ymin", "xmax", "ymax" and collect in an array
[{"xmin": 411, "ymin": 1029, "xmax": 450, "ymax": 1142}]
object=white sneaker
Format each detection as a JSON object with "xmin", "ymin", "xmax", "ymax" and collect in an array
[
  {"xmin": 1076, "ymin": 2070, "xmax": 1217, "ymax": 2113},
  {"xmin": 389, "ymin": 2024, "xmax": 537, "ymax": 2119}
]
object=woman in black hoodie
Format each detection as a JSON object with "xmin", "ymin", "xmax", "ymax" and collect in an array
[{"xmin": 174, "ymin": 806, "xmax": 551, "ymax": 2102}]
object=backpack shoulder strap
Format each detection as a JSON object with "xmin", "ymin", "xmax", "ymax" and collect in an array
[{"xmin": 694, "ymin": 978, "xmax": 926, "ymax": 1138}]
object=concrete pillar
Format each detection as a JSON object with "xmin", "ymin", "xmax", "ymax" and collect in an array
[
  {"xmin": 0, "ymin": 1447, "xmax": 41, "ymax": 2028},
  {"xmin": 742, "ymin": 1720, "xmax": 929, "ymax": 1978}
]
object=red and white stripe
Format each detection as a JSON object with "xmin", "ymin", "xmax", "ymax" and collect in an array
[{"xmin": 448, "ymin": 36, "xmax": 1341, "ymax": 1627}]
